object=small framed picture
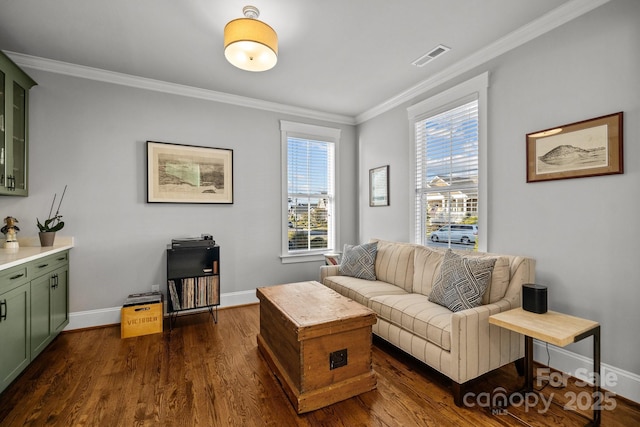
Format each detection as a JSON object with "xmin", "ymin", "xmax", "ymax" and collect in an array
[
  {"xmin": 526, "ymin": 112, "xmax": 623, "ymax": 183},
  {"xmin": 147, "ymin": 141, "xmax": 234, "ymax": 203},
  {"xmin": 369, "ymin": 165, "xmax": 389, "ymax": 207}
]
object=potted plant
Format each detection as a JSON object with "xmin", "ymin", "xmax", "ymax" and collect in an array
[{"xmin": 37, "ymin": 185, "xmax": 67, "ymax": 246}]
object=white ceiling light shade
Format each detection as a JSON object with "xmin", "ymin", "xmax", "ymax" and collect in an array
[{"xmin": 224, "ymin": 6, "xmax": 278, "ymax": 72}]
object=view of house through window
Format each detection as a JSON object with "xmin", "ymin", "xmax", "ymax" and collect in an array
[
  {"xmin": 281, "ymin": 121, "xmax": 338, "ymax": 258},
  {"xmin": 415, "ymin": 98, "xmax": 479, "ymax": 250},
  {"xmin": 287, "ymin": 137, "xmax": 332, "ymax": 250}
]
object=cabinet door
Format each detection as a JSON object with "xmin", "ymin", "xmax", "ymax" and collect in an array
[
  {"xmin": 0, "ymin": 282, "xmax": 30, "ymax": 393},
  {"xmin": 0, "ymin": 69, "xmax": 5, "ymax": 189},
  {"xmin": 0, "ymin": 51, "xmax": 35, "ymax": 196},
  {"xmin": 51, "ymin": 266, "xmax": 69, "ymax": 333},
  {"xmin": 31, "ymin": 265, "xmax": 69, "ymax": 359},
  {"xmin": 30, "ymin": 273, "xmax": 52, "ymax": 358},
  {"xmin": 9, "ymin": 81, "xmax": 27, "ymax": 194}
]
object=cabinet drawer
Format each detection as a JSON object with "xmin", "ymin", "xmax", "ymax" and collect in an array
[
  {"xmin": 27, "ymin": 251, "xmax": 69, "ymax": 278},
  {"xmin": 0, "ymin": 265, "xmax": 29, "ymax": 293}
]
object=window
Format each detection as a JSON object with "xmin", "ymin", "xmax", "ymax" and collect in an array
[
  {"xmin": 280, "ymin": 120, "xmax": 340, "ymax": 262},
  {"xmin": 408, "ymin": 73, "xmax": 488, "ymax": 251}
]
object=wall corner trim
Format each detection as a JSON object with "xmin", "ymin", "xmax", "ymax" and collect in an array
[
  {"xmin": 356, "ymin": 0, "xmax": 611, "ymax": 124},
  {"xmin": 6, "ymin": 51, "xmax": 356, "ymax": 126}
]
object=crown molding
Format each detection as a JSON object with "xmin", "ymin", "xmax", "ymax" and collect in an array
[
  {"xmin": 6, "ymin": 51, "xmax": 356, "ymax": 126},
  {"xmin": 355, "ymin": 0, "xmax": 611, "ymax": 124},
  {"xmin": 5, "ymin": 0, "xmax": 609, "ymax": 127}
]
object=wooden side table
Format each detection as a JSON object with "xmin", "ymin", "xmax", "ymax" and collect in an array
[{"xmin": 489, "ymin": 308, "xmax": 601, "ymax": 426}]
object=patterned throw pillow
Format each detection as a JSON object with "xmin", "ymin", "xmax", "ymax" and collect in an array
[
  {"xmin": 339, "ymin": 242, "xmax": 378, "ymax": 281},
  {"xmin": 428, "ymin": 249, "xmax": 495, "ymax": 312}
]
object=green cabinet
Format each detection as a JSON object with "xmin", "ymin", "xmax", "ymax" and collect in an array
[
  {"xmin": 0, "ymin": 51, "xmax": 37, "ymax": 196},
  {"xmin": 30, "ymin": 272, "xmax": 52, "ymax": 357},
  {"xmin": 0, "ymin": 250, "xmax": 69, "ymax": 393},
  {"xmin": 0, "ymin": 265, "xmax": 31, "ymax": 392},
  {"xmin": 29, "ymin": 252, "xmax": 69, "ymax": 359},
  {"xmin": 51, "ymin": 266, "xmax": 68, "ymax": 333}
]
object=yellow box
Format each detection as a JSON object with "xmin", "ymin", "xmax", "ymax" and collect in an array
[{"xmin": 121, "ymin": 303, "xmax": 163, "ymax": 338}]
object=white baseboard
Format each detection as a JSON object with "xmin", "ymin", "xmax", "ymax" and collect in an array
[
  {"xmin": 66, "ymin": 290, "xmax": 258, "ymax": 330},
  {"xmin": 533, "ymin": 339, "xmax": 640, "ymax": 404}
]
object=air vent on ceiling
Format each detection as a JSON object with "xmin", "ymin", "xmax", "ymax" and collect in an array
[{"xmin": 412, "ymin": 44, "xmax": 451, "ymax": 67}]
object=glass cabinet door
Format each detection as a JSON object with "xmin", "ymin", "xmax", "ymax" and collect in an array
[
  {"xmin": 0, "ymin": 71, "xmax": 5, "ymax": 189},
  {"xmin": 11, "ymin": 82, "xmax": 26, "ymax": 192},
  {"xmin": 0, "ymin": 51, "xmax": 36, "ymax": 196}
]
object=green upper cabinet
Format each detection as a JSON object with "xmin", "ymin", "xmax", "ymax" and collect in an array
[{"xmin": 0, "ymin": 51, "xmax": 37, "ymax": 196}]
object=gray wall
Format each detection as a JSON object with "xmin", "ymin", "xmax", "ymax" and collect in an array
[
  {"xmin": 0, "ymin": 70, "xmax": 358, "ymax": 313},
  {"xmin": 358, "ymin": 0, "xmax": 639, "ymax": 376}
]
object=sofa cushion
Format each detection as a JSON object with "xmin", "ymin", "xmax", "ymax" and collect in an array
[
  {"xmin": 323, "ymin": 275, "xmax": 407, "ymax": 307},
  {"xmin": 369, "ymin": 293, "xmax": 452, "ymax": 351},
  {"xmin": 429, "ymin": 249, "xmax": 496, "ymax": 312},
  {"xmin": 481, "ymin": 256, "xmax": 510, "ymax": 304},
  {"xmin": 371, "ymin": 239, "xmax": 415, "ymax": 292},
  {"xmin": 412, "ymin": 245, "xmax": 445, "ymax": 296},
  {"xmin": 450, "ymin": 252, "xmax": 511, "ymax": 304},
  {"xmin": 339, "ymin": 242, "xmax": 378, "ymax": 280}
]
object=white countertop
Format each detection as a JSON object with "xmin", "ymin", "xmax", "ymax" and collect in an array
[{"xmin": 0, "ymin": 236, "xmax": 74, "ymax": 271}]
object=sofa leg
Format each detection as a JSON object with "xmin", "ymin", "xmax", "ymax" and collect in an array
[
  {"xmin": 452, "ymin": 381, "xmax": 465, "ymax": 407},
  {"xmin": 515, "ymin": 357, "xmax": 525, "ymax": 377}
]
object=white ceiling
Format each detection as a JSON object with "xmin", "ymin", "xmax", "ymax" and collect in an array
[{"xmin": 0, "ymin": 0, "xmax": 605, "ymax": 122}]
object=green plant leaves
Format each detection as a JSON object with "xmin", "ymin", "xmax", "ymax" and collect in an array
[{"xmin": 37, "ymin": 216, "xmax": 64, "ymax": 232}]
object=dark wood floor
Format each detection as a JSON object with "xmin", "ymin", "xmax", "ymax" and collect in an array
[{"xmin": 1, "ymin": 304, "xmax": 638, "ymax": 426}]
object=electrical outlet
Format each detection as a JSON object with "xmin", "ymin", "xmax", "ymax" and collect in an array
[{"xmin": 151, "ymin": 284, "xmax": 160, "ymax": 292}]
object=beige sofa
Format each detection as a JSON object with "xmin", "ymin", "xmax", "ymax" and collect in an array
[{"xmin": 320, "ymin": 239, "xmax": 535, "ymax": 405}]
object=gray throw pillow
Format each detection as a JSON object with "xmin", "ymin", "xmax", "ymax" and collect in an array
[
  {"xmin": 339, "ymin": 242, "xmax": 378, "ymax": 281},
  {"xmin": 429, "ymin": 249, "xmax": 495, "ymax": 312}
]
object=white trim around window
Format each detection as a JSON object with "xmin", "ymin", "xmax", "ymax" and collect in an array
[
  {"xmin": 407, "ymin": 72, "xmax": 489, "ymax": 251},
  {"xmin": 280, "ymin": 120, "xmax": 341, "ymax": 263}
]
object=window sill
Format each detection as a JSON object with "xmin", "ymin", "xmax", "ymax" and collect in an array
[{"xmin": 280, "ymin": 252, "xmax": 326, "ymax": 264}]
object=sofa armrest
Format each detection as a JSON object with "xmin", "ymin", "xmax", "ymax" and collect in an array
[
  {"xmin": 449, "ymin": 298, "xmax": 523, "ymax": 383},
  {"xmin": 320, "ymin": 265, "xmax": 341, "ymax": 283}
]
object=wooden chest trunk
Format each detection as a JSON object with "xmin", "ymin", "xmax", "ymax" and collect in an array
[{"xmin": 256, "ymin": 281, "xmax": 377, "ymax": 414}]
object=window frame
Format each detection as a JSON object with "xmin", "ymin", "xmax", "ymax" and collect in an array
[
  {"xmin": 408, "ymin": 72, "xmax": 489, "ymax": 251},
  {"xmin": 280, "ymin": 120, "xmax": 341, "ymax": 263}
]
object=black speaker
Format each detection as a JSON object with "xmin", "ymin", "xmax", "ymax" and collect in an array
[{"xmin": 522, "ymin": 284, "xmax": 547, "ymax": 314}]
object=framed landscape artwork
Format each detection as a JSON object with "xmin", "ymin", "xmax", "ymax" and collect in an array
[
  {"xmin": 526, "ymin": 112, "xmax": 623, "ymax": 183},
  {"xmin": 369, "ymin": 165, "xmax": 389, "ymax": 206},
  {"xmin": 147, "ymin": 141, "xmax": 233, "ymax": 203}
]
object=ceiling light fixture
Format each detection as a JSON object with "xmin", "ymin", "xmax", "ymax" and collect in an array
[{"xmin": 224, "ymin": 5, "xmax": 278, "ymax": 72}]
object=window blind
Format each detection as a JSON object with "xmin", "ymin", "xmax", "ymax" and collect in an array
[
  {"xmin": 287, "ymin": 137, "xmax": 334, "ymax": 251},
  {"xmin": 415, "ymin": 99, "xmax": 479, "ymax": 248}
]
